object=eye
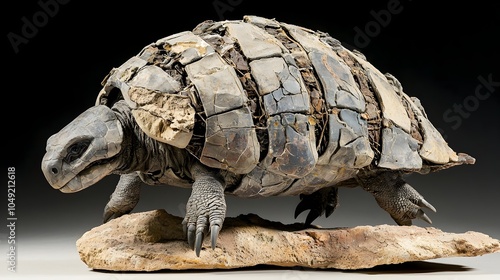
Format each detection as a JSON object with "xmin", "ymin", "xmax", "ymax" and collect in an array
[{"xmin": 65, "ymin": 140, "xmax": 91, "ymax": 163}]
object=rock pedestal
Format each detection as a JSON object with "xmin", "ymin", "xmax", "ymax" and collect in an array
[{"xmin": 76, "ymin": 209, "xmax": 500, "ymax": 271}]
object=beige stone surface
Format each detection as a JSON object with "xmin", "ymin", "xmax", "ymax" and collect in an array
[{"xmin": 76, "ymin": 209, "xmax": 500, "ymax": 271}]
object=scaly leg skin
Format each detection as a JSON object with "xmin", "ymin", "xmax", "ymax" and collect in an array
[
  {"xmin": 182, "ymin": 163, "xmax": 226, "ymax": 257},
  {"xmin": 294, "ymin": 186, "xmax": 339, "ymax": 227},
  {"xmin": 103, "ymin": 172, "xmax": 142, "ymax": 223},
  {"xmin": 357, "ymin": 171, "xmax": 437, "ymax": 226}
]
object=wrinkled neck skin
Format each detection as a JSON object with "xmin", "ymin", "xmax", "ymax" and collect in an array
[{"xmin": 111, "ymin": 101, "xmax": 193, "ymax": 181}]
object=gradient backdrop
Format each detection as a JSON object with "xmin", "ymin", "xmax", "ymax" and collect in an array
[{"xmin": 2, "ymin": 0, "xmax": 499, "ymax": 268}]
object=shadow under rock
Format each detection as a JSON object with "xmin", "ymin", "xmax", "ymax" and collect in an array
[
  {"xmin": 91, "ymin": 261, "xmax": 471, "ymax": 275},
  {"xmin": 345, "ymin": 261, "xmax": 472, "ymax": 274}
]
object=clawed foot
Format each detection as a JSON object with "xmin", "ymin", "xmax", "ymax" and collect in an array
[
  {"xmin": 294, "ymin": 187, "xmax": 339, "ymax": 226},
  {"xmin": 385, "ymin": 184, "xmax": 437, "ymax": 226},
  {"xmin": 360, "ymin": 172, "xmax": 436, "ymax": 226},
  {"xmin": 103, "ymin": 173, "xmax": 142, "ymax": 223},
  {"xmin": 103, "ymin": 203, "xmax": 135, "ymax": 223},
  {"xmin": 359, "ymin": 172, "xmax": 437, "ymax": 226},
  {"xmin": 182, "ymin": 170, "xmax": 226, "ymax": 257}
]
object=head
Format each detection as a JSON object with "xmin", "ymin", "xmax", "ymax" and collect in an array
[
  {"xmin": 41, "ymin": 105, "xmax": 124, "ymax": 193},
  {"xmin": 42, "ymin": 47, "xmax": 195, "ymax": 193}
]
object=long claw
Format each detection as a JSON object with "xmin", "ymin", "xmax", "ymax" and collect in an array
[
  {"xmin": 187, "ymin": 225, "xmax": 196, "ymax": 249},
  {"xmin": 294, "ymin": 198, "xmax": 309, "ymax": 219},
  {"xmin": 416, "ymin": 209, "xmax": 433, "ymax": 224},
  {"xmin": 195, "ymin": 231, "xmax": 204, "ymax": 257},
  {"xmin": 418, "ymin": 199, "xmax": 437, "ymax": 213},
  {"xmin": 325, "ymin": 205, "xmax": 335, "ymax": 218},
  {"xmin": 305, "ymin": 210, "xmax": 320, "ymax": 227},
  {"xmin": 210, "ymin": 225, "xmax": 220, "ymax": 249},
  {"xmin": 103, "ymin": 211, "xmax": 114, "ymax": 223},
  {"xmin": 103, "ymin": 207, "xmax": 132, "ymax": 223}
]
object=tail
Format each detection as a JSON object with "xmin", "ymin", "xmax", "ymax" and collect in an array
[
  {"xmin": 457, "ymin": 153, "xmax": 476, "ymax": 165},
  {"xmin": 422, "ymin": 152, "xmax": 475, "ymax": 173}
]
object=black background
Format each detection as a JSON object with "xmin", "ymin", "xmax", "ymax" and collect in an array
[{"xmin": 2, "ymin": 0, "xmax": 499, "ymax": 243}]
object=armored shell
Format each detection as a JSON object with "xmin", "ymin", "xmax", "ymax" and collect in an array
[{"xmin": 96, "ymin": 15, "xmax": 467, "ymax": 198}]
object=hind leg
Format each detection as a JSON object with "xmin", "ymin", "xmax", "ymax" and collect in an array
[{"xmin": 357, "ymin": 171, "xmax": 436, "ymax": 226}]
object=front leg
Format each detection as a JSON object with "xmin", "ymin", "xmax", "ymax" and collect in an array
[
  {"xmin": 182, "ymin": 163, "xmax": 226, "ymax": 257},
  {"xmin": 103, "ymin": 172, "xmax": 142, "ymax": 223},
  {"xmin": 357, "ymin": 171, "xmax": 436, "ymax": 226}
]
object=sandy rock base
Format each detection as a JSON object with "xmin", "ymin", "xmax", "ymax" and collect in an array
[{"xmin": 76, "ymin": 209, "xmax": 499, "ymax": 271}]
